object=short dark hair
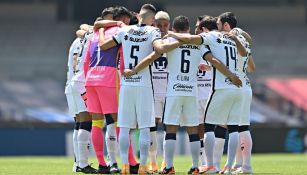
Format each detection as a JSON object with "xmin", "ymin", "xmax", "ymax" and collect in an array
[
  {"xmin": 199, "ymin": 16, "xmax": 218, "ymax": 31},
  {"xmin": 129, "ymin": 11, "xmax": 139, "ymax": 25},
  {"xmin": 112, "ymin": 6, "xmax": 132, "ymax": 20},
  {"xmin": 218, "ymin": 12, "xmax": 237, "ymax": 29},
  {"xmin": 197, "ymin": 15, "xmax": 206, "ymax": 22},
  {"xmin": 101, "ymin": 7, "xmax": 114, "ymax": 18},
  {"xmin": 173, "ymin": 16, "xmax": 189, "ymax": 32},
  {"xmin": 141, "ymin": 4, "xmax": 157, "ymax": 14}
]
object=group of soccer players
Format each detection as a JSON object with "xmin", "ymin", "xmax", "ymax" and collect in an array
[{"xmin": 65, "ymin": 3, "xmax": 255, "ymax": 174}]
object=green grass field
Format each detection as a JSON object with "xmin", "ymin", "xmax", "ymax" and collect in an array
[{"xmin": 0, "ymin": 154, "xmax": 307, "ymax": 175}]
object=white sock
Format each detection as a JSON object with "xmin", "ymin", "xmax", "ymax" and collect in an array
[
  {"xmin": 73, "ymin": 128, "xmax": 79, "ymax": 166},
  {"xmin": 189, "ymin": 136, "xmax": 200, "ymax": 168},
  {"xmin": 200, "ymin": 139, "xmax": 206, "ymax": 166},
  {"xmin": 78, "ymin": 129, "xmax": 91, "ymax": 168},
  {"xmin": 164, "ymin": 135, "xmax": 176, "ymax": 168},
  {"xmin": 233, "ymin": 136, "xmax": 242, "ymax": 168},
  {"xmin": 213, "ymin": 138, "xmax": 225, "ymax": 170},
  {"xmin": 149, "ymin": 131, "xmax": 158, "ymax": 164},
  {"xmin": 204, "ymin": 132, "xmax": 215, "ymax": 166},
  {"xmin": 106, "ymin": 123, "xmax": 117, "ymax": 165},
  {"xmin": 119, "ymin": 127, "xmax": 130, "ymax": 165},
  {"xmin": 139, "ymin": 128, "xmax": 151, "ymax": 165},
  {"xmin": 225, "ymin": 132, "xmax": 239, "ymax": 168},
  {"xmin": 240, "ymin": 131, "xmax": 253, "ymax": 169}
]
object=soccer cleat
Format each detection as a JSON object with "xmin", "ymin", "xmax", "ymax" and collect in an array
[
  {"xmin": 80, "ymin": 165, "xmax": 98, "ymax": 174},
  {"xmin": 121, "ymin": 164, "xmax": 130, "ymax": 174},
  {"xmin": 149, "ymin": 162, "xmax": 159, "ymax": 173},
  {"xmin": 219, "ymin": 166, "xmax": 232, "ymax": 174},
  {"xmin": 199, "ymin": 165, "xmax": 217, "ymax": 174},
  {"xmin": 96, "ymin": 164, "xmax": 110, "ymax": 174},
  {"xmin": 72, "ymin": 162, "xmax": 82, "ymax": 172},
  {"xmin": 160, "ymin": 160, "xmax": 166, "ymax": 172},
  {"xmin": 159, "ymin": 167, "xmax": 175, "ymax": 174},
  {"xmin": 138, "ymin": 164, "xmax": 152, "ymax": 174},
  {"xmin": 232, "ymin": 167, "xmax": 253, "ymax": 174},
  {"xmin": 129, "ymin": 163, "xmax": 139, "ymax": 174},
  {"xmin": 188, "ymin": 167, "xmax": 199, "ymax": 174},
  {"xmin": 109, "ymin": 163, "xmax": 121, "ymax": 174}
]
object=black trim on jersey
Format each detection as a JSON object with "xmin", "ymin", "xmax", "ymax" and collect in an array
[
  {"xmin": 198, "ymin": 34, "xmax": 204, "ymax": 45},
  {"xmin": 202, "ymin": 51, "xmax": 212, "ymax": 60},
  {"xmin": 149, "ymin": 65, "xmax": 155, "ymax": 98},
  {"xmin": 137, "ymin": 24, "xmax": 147, "ymax": 27},
  {"xmin": 161, "ymin": 97, "xmax": 167, "ymax": 124},
  {"xmin": 203, "ymin": 89, "xmax": 215, "ymax": 123},
  {"xmin": 73, "ymin": 53, "xmax": 78, "ymax": 55},
  {"xmin": 112, "ymin": 36, "xmax": 119, "ymax": 45},
  {"xmin": 213, "ymin": 68, "xmax": 217, "ymax": 90}
]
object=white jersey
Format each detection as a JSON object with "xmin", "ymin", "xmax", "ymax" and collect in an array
[
  {"xmin": 113, "ymin": 24, "xmax": 161, "ymax": 87},
  {"xmin": 166, "ymin": 37, "xmax": 207, "ymax": 97},
  {"xmin": 197, "ymin": 59, "xmax": 212, "ymax": 100},
  {"xmin": 237, "ymin": 35, "xmax": 252, "ymax": 91},
  {"xmin": 200, "ymin": 31, "xmax": 240, "ymax": 90},
  {"xmin": 72, "ymin": 31, "xmax": 93, "ymax": 83},
  {"xmin": 65, "ymin": 38, "xmax": 82, "ymax": 94},
  {"xmin": 152, "ymin": 53, "xmax": 168, "ymax": 97}
]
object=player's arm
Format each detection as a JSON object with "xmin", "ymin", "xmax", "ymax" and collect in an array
[
  {"xmin": 76, "ymin": 29, "xmax": 87, "ymax": 39},
  {"xmin": 80, "ymin": 24, "xmax": 91, "ymax": 31},
  {"xmin": 228, "ymin": 33, "xmax": 247, "ymax": 56},
  {"xmin": 232, "ymin": 28, "xmax": 253, "ymax": 45},
  {"xmin": 94, "ymin": 20, "xmax": 126, "ymax": 31},
  {"xmin": 153, "ymin": 39, "xmax": 183, "ymax": 54},
  {"xmin": 123, "ymin": 51, "xmax": 161, "ymax": 77},
  {"xmin": 166, "ymin": 31, "xmax": 202, "ymax": 45},
  {"xmin": 73, "ymin": 53, "xmax": 78, "ymax": 71},
  {"xmin": 99, "ymin": 28, "xmax": 117, "ymax": 50},
  {"xmin": 203, "ymin": 52, "xmax": 242, "ymax": 87},
  {"xmin": 247, "ymin": 55, "xmax": 256, "ymax": 73}
]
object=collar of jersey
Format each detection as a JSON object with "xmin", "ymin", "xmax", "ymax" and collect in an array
[{"xmin": 137, "ymin": 24, "xmax": 147, "ymax": 27}]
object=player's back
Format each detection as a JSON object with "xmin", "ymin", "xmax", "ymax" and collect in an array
[
  {"xmin": 200, "ymin": 30, "xmax": 239, "ymax": 90},
  {"xmin": 166, "ymin": 37, "xmax": 202, "ymax": 97},
  {"xmin": 85, "ymin": 27, "xmax": 121, "ymax": 87},
  {"xmin": 114, "ymin": 24, "xmax": 161, "ymax": 87},
  {"xmin": 237, "ymin": 35, "xmax": 252, "ymax": 90}
]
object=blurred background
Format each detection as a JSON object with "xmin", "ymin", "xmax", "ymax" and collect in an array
[{"xmin": 0, "ymin": 0, "xmax": 306, "ymax": 156}]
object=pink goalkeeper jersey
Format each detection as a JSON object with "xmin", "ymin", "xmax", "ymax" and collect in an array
[{"xmin": 84, "ymin": 26, "xmax": 123, "ymax": 87}]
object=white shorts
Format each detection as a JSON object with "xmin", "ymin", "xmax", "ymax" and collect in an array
[
  {"xmin": 240, "ymin": 90, "xmax": 252, "ymax": 125},
  {"xmin": 163, "ymin": 96, "xmax": 199, "ymax": 127},
  {"xmin": 154, "ymin": 95, "xmax": 166, "ymax": 119},
  {"xmin": 65, "ymin": 91, "xmax": 87, "ymax": 117},
  {"xmin": 71, "ymin": 81, "xmax": 86, "ymax": 94},
  {"xmin": 205, "ymin": 89, "xmax": 243, "ymax": 125},
  {"xmin": 198, "ymin": 98, "xmax": 208, "ymax": 124},
  {"xmin": 118, "ymin": 86, "xmax": 155, "ymax": 129}
]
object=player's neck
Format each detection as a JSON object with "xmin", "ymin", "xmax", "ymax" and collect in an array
[{"xmin": 138, "ymin": 18, "xmax": 150, "ymax": 26}]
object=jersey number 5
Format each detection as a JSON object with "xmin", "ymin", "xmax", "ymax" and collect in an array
[
  {"xmin": 181, "ymin": 50, "xmax": 190, "ymax": 73},
  {"xmin": 129, "ymin": 45, "xmax": 139, "ymax": 69}
]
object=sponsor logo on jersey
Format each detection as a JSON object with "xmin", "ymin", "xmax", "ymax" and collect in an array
[
  {"xmin": 177, "ymin": 75, "xmax": 190, "ymax": 81},
  {"xmin": 124, "ymin": 75, "xmax": 142, "ymax": 82},
  {"xmin": 173, "ymin": 83, "xmax": 194, "ymax": 92}
]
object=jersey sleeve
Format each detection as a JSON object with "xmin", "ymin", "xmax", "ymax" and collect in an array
[
  {"xmin": 199, "ymin": 32, "xmax": 213, "ymax": 45},
  {"xmin": 73, "ymin": 41, "xmax": 81, "ymax": 55},
  {"xmin": 150, "ymin": 28, "xmax": 161, "ymax": 44},
  {"xmin": 200, "ymin": 45, "xmax": 211, "ymax": 59},
  {"xmin": 112, "ymin": 27, "xmax": 124, "ymax": 45}
]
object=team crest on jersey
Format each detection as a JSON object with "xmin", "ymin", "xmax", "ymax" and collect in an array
[{"xmin": 153, "ymin": 57, "xmax": 168, "ymax": 71}]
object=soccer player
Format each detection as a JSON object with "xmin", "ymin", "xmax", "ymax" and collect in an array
[
  {"xmin": 65, "ymin": 36, "xmax": 83, "ymax": 173},
  {"xmin": 231, "ymin": 28, "xmax": 255, "ymax": 174},
  {"xmin": 150, "ymin": 10, "xmax": 171, "ymax": 173},
  {"xmin": 159, "ymin": 15, "xmax": 204, "ymax": 174},
  {"xmin": 99, "ymin": 4, "xmax": 161, "ymax": 174},
  {"xmin": 71, "ymin": 25, "xmax": 98, "ymax": 174},
  {"xmin": 194, "ymin": 15, "xmax": 213, "ymax": 169},
  {"xmin": 83, "ymin": 6, "xmax": 131, "ymax": 174},
  {"xmin": 166, "ymin": 15, "xmax": 245, "ymax": 174}
]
